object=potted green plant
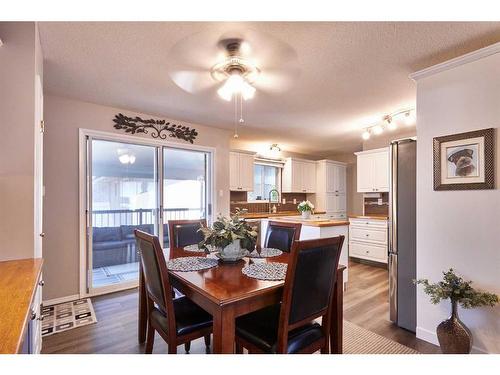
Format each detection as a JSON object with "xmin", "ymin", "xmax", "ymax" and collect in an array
[
  {"xmin": 297, "ymin": 200, "xmax": 314, "ymax": 219},
  {"xmin": 415, "ymin": 269, "xmax": 498, "ymax": 353},
  {"xmin": 198, "ymin": 209, "xmax": 258, "ymax": 262}
]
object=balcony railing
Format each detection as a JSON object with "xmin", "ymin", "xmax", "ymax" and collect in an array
[{"xmin": 92, "ymin": 208, "xmax": 204, "ymax": 227}]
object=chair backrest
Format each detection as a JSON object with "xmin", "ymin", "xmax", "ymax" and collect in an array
[
  {"xmin": 167, "ymin": 219, "xmax": 207, "ymax": 249},
  {"xmin": 276, "ymin": 236, "xmax": 344, "ymax": 351},
  {"xmin": 135, "ymin": 230, "xmax": 174, "ymax": 318},
  {"xmin": 264, "ymin": 221, "xmax": 302, "ymax": 253}
]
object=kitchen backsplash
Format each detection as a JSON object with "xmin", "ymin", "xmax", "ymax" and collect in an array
[
  {"xmin": 230, "ymin": 192, "xmax": 307, "ymax": 214},
  {"xmin": 364, "ymin": 192, "xmax": 389, "ymax": 216}
]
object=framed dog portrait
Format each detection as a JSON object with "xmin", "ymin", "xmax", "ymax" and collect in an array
[{"xmin": 433, "ymin": 128, "xmax": 495, "ymax": 190}]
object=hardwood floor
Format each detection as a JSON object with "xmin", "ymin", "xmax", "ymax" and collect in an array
[{"xmin": 41, "ymin": 259, "xmax": 439, "ymax": 354}]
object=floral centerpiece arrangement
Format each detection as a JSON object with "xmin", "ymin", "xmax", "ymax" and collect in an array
[
  {"xmin": 198, "ymin": 209, "xmax": 258, "ymax": 261},
  {"xmin": 415, "ymin": 268, "xmax": 498, "ymax": 354},
  {"xmin": 297, "ymin": 200, "xmax": 314, "ymax": 219}
]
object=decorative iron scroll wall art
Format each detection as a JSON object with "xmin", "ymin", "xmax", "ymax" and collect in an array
[{"xmin": 113, "ymin": 113, "xmax": 198, "ymax": 143}]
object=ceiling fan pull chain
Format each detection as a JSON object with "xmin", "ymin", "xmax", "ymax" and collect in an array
[
  {"xmin": 239, "ymin": 93, "xmax": 244, "ymax": 124},
  {"xmin": 233, "ymin": 92, "xmax": 239, "ymax": 138}
]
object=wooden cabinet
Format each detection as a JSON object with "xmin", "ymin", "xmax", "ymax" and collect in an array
[
  {"xmin": 314, "ymin": 160, "xmax": 347, "ymax": 218},
  {"xmin": 282, "ymin": 158, "xmax": 316, "ymax": 193},
  {"xmin": 355, "ymin": 147, "xmax": 390, "ymax": 193},
  {"xmin": 348, "ymin": 218, "xmax": 388, "ymax": 263},
  {"xmin": 229, "ymin": 151, "xmax": 255, "ymax": 191},
  {"xmin": 0, "ymin": 259, "xmax": 43, "ymax": 354}
]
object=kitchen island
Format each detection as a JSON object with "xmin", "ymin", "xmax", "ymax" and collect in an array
[{"xmin": 260, "ymin": 215, "xmax": 349, "ymax": 287}]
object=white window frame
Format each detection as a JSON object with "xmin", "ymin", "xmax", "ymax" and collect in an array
[{"xmin": 247, "ymin": 162, "xmax": 282, "ymax": 203}]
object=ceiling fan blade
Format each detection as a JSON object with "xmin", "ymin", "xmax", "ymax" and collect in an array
[
  {"xmin": 253, "ymin": 67, "xmax": 301, "ymax": 94},
  {"xmin": 170, "ymin": 69, "xmax": 217, "ymax": 93},
  {"xmin": 239, "ymin": 29, "xmax": 299, "ymax": 69}
]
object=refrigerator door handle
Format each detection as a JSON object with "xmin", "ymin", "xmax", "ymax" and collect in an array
[
  {"xmin": 388, "ymin": 141, "xmax": 398, "ymax": 324},
  {"xmin": 389, "ymin": 253, "xmax": 398, "ymax": 323},
  {"xmin": 389, "ymin": 141, "xmax": 398, "ymax": 256}
]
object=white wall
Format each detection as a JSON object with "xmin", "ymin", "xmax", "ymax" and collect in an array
[
  {"xmin": 43, "ymin": 95, "xmax": 232, "ymax": 300},
  {"xmin": 0, "ymin": 22, "xmax": 43, "ymax": 261},
  {"xmin": 415, "ymin": 49, "xmax": 500, "ymax": 353}
]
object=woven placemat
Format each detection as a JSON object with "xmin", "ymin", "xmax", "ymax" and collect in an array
[
  {"xmin": 166, "ymin": 256, "xmax": 218, "ymax": 272},
  {"xmin": 247, "ymin": 247, "xmax": 283, "ymax": 258},
  {"xmin": 183, "ymin": 244, "xmax": 217, "ymax": 253},
  {"xmin": 242, "ymin": 262, "xmax": 287, "ymax": 281}
]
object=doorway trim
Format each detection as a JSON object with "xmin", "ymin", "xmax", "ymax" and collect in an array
[{"xmin": 78, "ymin": 128, "xmax": 216, "ymax": 298}]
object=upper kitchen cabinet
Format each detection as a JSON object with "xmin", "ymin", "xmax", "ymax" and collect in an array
[
  {"xmin": 282, "ymin": 158, "xmax": 316, "ymax": 193},
  {"xmin": 229, "ymin": 151, "xmax": 255, "ymax": 191},
  {"xmin": 354, "ymin": 147, "xmax": 390, "ymax": 192},
  {"xmin": 316, "ymin": 160, "xmax": 346, "ymax": 194},
  {"xmin": 314, "ymin": 160, "xmax": 347, "ymax": 218}
]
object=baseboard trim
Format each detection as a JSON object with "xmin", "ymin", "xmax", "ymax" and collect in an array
[
  {"xmin": 417, "ymin": 326, "xmax": 488, "ymax": 354},
  {"xmin": 43, "ymin": 294, "xmax": 81, "ymax": 307}
]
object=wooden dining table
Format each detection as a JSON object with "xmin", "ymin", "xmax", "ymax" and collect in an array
[{"xmin": 137, "ymin": 246, "xmax": 346, "ymax": 354}]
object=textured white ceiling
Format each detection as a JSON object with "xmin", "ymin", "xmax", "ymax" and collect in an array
[{"xmin": 39, "ymin": 22, "xmax": 500, "ymax": 155}]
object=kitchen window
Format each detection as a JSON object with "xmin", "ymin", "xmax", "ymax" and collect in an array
[{"xmin": 247, "ymin": 164, "xmax": 281, "ymax": 202}]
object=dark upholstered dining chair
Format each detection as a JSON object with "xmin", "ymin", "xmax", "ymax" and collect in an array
[
  {"xmin": 234, "ymin": 235, "xmax": 345, "ymax": 354},
  {"xmin": 135, "ymin": 229, "xmax": 213, "ymax": 354},
  {"xmin": 263, "ymin": 221, "xmax": 302, "ymax": 252},
  {"xmin": 167, "ymin": 219, "xmax": 206, "ymax": 250}
]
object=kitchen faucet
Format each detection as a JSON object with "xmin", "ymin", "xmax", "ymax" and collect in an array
[{"xmin": 268, "ymin": 188, "xmax": 280, "ymax": 213}]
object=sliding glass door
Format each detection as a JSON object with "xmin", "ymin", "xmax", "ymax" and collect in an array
[
  {"xmin": 85, "ymin": 136, "xmax": 212, "ymax": 294},
  {"xmin": 88, "ymin": 139, "xmax": 157, "ymax": 292},
  {"xmin": 162, "ymin": 148, "xmax": 211, "ymax": 248}
]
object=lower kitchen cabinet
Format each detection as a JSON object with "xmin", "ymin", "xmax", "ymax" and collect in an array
[{"xmin": 348, "ymin": 218, "xmax": 388, "ymax": 264}]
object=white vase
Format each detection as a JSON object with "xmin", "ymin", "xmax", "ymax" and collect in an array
[
  {"xmin": 219, "ymin": 239, "xmax": 243, "ymax": 260},
  {"xmin": 301, "ymin": 211, "xmax": 311, "ymax": 219}
]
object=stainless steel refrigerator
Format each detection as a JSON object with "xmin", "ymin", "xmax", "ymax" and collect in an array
[{"xmin": 389, "ymin": 138, "xmax": 417, "ymax": 332}]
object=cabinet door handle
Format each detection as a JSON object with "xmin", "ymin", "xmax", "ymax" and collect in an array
[
  {"xmin": 39, "ymin": 280, "xmax": 45, "ymax": 287},
  {"xmin": 365, "ymin": 234, "xmax": 369, "ymax": 237}
]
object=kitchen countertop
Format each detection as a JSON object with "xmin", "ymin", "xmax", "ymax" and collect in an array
[
  {"xmin": 349, "ymin": 215, "xmax": 388, "ymax": 220},
  {"xmin": 264, "ymin": 216, "xmax": 350, "ymax": 227},
  {"xmin": 0, "ymin": 258, "xmax": 43, "ymax": 354},
  {"xmin": 240, "ymin": 211, "xmax": 326, "ymax": 219}
]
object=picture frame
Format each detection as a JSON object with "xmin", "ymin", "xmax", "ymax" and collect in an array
[{"xmin": 433, "ymin": 128, "xmax": 495, "ymax": 191}]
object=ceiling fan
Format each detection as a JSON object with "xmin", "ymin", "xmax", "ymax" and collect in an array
[{"xmin": 167, "ymin": 29, "xmax": 300, "ymax": 101}]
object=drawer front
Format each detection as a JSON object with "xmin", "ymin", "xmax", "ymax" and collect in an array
[
  {"xmin": 326, "ymin": 211, "xmax": 347, "ymax": 220},
  {"xmin": 350, "ymin": 227, "xmax": 387, "ymax": 244},
  {"xmin": 349, "ymin": 218, "xmax": 387, "ymax": 229},
  {"xmin": 349, "ymin": 241, "xmax": 387, "ymax": 263}
]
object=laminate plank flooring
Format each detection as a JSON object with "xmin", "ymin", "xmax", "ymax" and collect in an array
[
  {"xmin": 344, "ymin": 260, "xmax": 440, "ymax": 354},
  {"xmin": 41, "ymin": 260, "xmax": 440, "ymax": 354}
]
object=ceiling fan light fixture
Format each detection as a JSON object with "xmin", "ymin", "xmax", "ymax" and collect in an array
[
  {"xmin": 217, "ymin": 71, "xmax": 256, "ymax": 101},
  {"xmin": 241, "ymin": 80, "xmax": 256, "ymax": 100},
  {"xmin": 362, "ymin": 130, "xmax": 371, "ymax": 140}
]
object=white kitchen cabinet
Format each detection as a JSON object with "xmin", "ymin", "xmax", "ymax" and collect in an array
[
  {"xmin": 229, "ymin": 151, "xmax": 255, "ymax": 191},
  {"xmin": 332, "ymin": 163, "xmax": 346, "ymax": 194},
  {"xmin": 282, "ymin": 158, "xmax": 316, "ymax": 193},
  {"xmin": 349, "ymin": 217, "xmax": 388, "ymax": 264},
  {"xmin": 354, "ymin": 147, "xmax": 389, "ymax": 193},
  {"xmin": 314, "ymin": 160, "xmax": 347, "ymax": 218}
]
